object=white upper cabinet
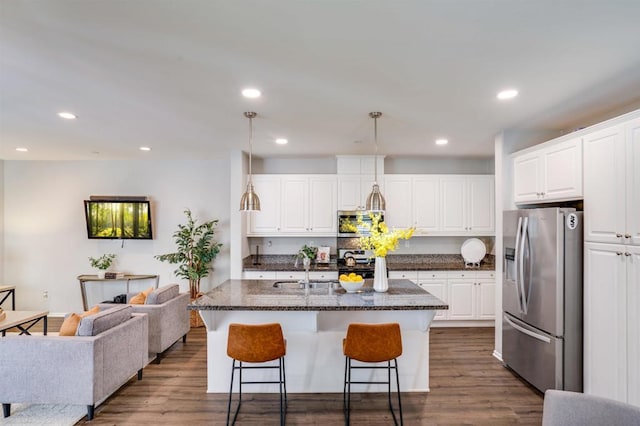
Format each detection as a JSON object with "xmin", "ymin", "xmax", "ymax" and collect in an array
[
  {"xmin": 584, "ymin": 119, "xmax": 640, "ymax": 245},
  {"xmin": 385, "ymin": 175, "xmax": 493, "ymax": 235},
  {"xmin": 440, "ymin": 175, "xmax": 494, "ymax": 235},
  {"xmin": 337, "ymin": 155, "xmax": 384, "ymax": 210},
  {"xmin": 248, "ymin": 175, "xmax": 337, "ymax": 236},
  {"xmin": 382, "ymin": 175, "xmax": 413, "ymax": 229},
  {"xmin": 247, "ymin": 175, "xmax": 282, "ymax": 234},
  {"xmin": 337, "ymin": 175, "xmax": 380, "ymax": 211},
  {"xmin": 513, "ymin": 137, "xmax": 583, "ymax": 204},
  {"xmin": 413, "ymin": 176, "xmax": 440, "ymax": 233}
]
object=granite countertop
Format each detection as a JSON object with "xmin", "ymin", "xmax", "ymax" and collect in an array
[
  {"xmin": 189, "ymin": 279, "xmax": 448, "ymax": 311},
  {"xmin": 243, "ymin": 254, "xmax": 495, "ymax": 272}
]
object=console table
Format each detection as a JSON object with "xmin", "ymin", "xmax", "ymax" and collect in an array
[
  {"xmin": 0, "ymin": 286, "xmax": 16, "ymax": 310},
  {"xmin": 77, "ymin": 275, "xmax": 159, "ymax": 310}
]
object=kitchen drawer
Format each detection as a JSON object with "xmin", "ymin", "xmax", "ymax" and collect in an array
[
  {"xmin": 418, "ymin": 271, "xmax": 448, "ymax": 280},
  {"xmin": 276, "ymin": 271, "xmax": 306, "ymax": 280},
  {"xmin": 476, "ymin": 271, "xmax": 496, "ymax": 279},
  {"xmin": 310, "ymin": 271, "xmax": 338, "ymax": 280},
  {"xmin": 275, "ymin": 271, "xmax": 339, "ymax": 280},
  {"xmin": 243, "ymin": 271, "xmax": 277, "ymax": 280},
  {"xmin": 388, "ymin": 271, "xmax": 419, "ymax": 281},
  {"xmin": 447, "ymin": 271, "xmax": 476, "ymax": 279}
]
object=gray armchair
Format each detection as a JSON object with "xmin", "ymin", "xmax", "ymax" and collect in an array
[
  {"xmin": 0, "ymin": 305, "xmax": 148, "ymax": 421},
  {"xmin": 542, "ymin": 389, "xmax": 640, "ymax": 426},
  {"xmin": 100, "ymin": 284, "xmax": 189, "ymax": 362}
]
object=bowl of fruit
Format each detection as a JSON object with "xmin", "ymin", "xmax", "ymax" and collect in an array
[{"xmin": 339, "ymin": 273, "xmax": 365, "ymax": 293}]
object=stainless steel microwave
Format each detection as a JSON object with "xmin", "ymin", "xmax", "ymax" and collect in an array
[{"xmin": 337, "ymin": 210, "xmax": 384, "ymax": 237}]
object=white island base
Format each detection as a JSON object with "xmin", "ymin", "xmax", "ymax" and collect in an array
[{"xmin": 199, "ymin": 309, "xmax": 436, "ymax": 393}]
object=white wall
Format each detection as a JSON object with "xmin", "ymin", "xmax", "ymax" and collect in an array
[
  {"xmin": 0, "ymin": 160, "xmax": 4, "ymax": 283},
  {"xmin": 3, "ymin": 159, "xmax": 230, "ymax": 315}
]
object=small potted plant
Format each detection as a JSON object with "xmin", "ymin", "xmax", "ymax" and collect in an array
[
  {"xmin": 294, "ymin": 244, "xmax": 317, "ymax": 269},
  {"xmin": 88, "ymin": 253, "xmax": 116, "ymax": 278}
]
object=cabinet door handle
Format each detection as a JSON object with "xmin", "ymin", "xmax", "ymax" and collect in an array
[
  {"xmin": 616, "ymin": 252, "xmax": 623, "ymax": 256},
  {"xmin": 625, "ymin": 252, "xmax": 631, "ymax": 257},
  {"xmin": 625, "ymin": 234, "xmax": 631, "ymax": 239},
  {"xmin": 616, "ymin": 233, "xmax": 623, "ymax": 238}
]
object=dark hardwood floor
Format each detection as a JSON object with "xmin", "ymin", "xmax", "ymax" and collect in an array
[{"xmin": 51, "ymin": 323, "xmax": 541, "ymax": 425}]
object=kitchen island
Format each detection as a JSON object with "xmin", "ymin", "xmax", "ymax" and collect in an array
[{"xmin": 190, "ymin": 279, "xmax": 447, "ymax": 393}]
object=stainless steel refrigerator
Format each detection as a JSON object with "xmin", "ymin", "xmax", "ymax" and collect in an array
[{"xmin": 502, "ymin": 207, "xmax": 583, "ymax": 393}]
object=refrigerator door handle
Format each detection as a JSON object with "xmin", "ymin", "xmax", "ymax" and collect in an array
[
  {"xmin": 519, "ymin": 216, "xmax": 529, "ymax": 314},
  {"xmin": 514, "ymin": 216, "xmax": 524, "ymax": 313},
  {"xmin": 504, "ymin": 315, "xmax": 551, "ymax": 344}
]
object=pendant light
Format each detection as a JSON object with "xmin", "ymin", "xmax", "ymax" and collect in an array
[
  {"xmin": 240, "ymin": 111, "xmax": 260, "ymax": 211},
  {"xmin": 366, "ymin": 111, "xmax": 385, "ymax": 211}
]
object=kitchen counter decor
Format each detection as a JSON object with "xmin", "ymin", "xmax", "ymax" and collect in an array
[{"xmin": 357, "ymin": 212, "xmax": 414, "ymax": 292}]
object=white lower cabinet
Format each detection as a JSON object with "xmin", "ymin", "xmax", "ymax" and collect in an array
[
  {"xmin": 388, "ymin": 270, "xmax": 495, "ymax": 323},
  {"xmin": 584, "ymin": 243, "xmax": 640, "ymax": 406},
  {"xmin": 447, "ymin": 271, "xmax": 496, "ymax": 321},
  {"xmin": 418, "ymin": 272, "xmax": 448, "ymax": 320}
]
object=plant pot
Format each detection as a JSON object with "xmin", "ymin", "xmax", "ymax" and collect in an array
[
  {"xmin": 97, "ymin": 270, "xmax": 106, "ymax": 279},
  {"xmin": 190, "ymin": 310, "xmax": 204, "ymax": 328}
]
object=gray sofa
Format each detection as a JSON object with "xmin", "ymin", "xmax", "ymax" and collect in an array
[
  {"xmin": 100, "ymin": 284, "xmax": 189, "ymax": 361},
  {"xmin": 0, "ymin": 305, "xmax": 148, "ymax": 421},
  {"xmin": 542, "ymin": 389, "xmax": 640, "ymax": 425}
]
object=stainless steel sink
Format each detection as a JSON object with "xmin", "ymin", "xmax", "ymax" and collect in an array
[{"xmin": 272, "ymin": 280, "xmax": 341, "ymax": 290}]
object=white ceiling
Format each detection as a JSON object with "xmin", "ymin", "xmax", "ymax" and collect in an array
[{"xmin": 2, "ymin": 0, "xmax": 640, "ymax": 161}]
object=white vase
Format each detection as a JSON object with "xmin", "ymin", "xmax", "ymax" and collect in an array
[
  {"xmin": 97, "ymin": 270, "xmax": 106, "ymax": 279},
  {"xmin": 373, "ymin": 256, "xmax": 388, "ymax": 292}
]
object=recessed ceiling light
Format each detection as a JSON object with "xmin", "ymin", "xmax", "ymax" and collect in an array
[
  {"xmin": 435, "ymin": 139, "xmax": 448, "ymax": 146},
  {"xmin": 15, "ymin": 147, "xmax": 28, "ymax": 152},
  {"xmin": 58, "ymin": 112, "xmax": 77, "ymax": 119},
  {"xmin": 497, "ymin": 89, "xmax": 518, "ymax": 100},
  {"xmin": 242, "ymin": 88, "xmax": 261, "ymax": 98},
  {"xmin": 275, "ymin": 138, "xmax": 288, "ymax": 145},
  {"xmin": 139, "ymin": 146, "xmax": 152, "ymax": 151}
]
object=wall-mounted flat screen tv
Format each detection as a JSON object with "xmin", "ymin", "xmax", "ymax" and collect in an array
[{"xmin": 84, "ymin": 198, "xmax": 153, "ymax": 239}]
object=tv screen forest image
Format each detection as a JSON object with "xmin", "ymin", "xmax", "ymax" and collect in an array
[{"xmin": 85, "ymin": 201, "xmax": 152, "ymax": 239}]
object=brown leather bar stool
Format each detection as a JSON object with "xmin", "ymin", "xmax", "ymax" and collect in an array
[
  {"xmin": 343, "ymin": 322, "xmax": 403, "ymax": 425},
  {"xmin": 226, "ymin": 323, "xmax": 287, "ymax": 425}
]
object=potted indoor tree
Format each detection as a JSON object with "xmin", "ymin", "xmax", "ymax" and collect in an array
[
  {"xmin": 154, "ymin": 209, "xmax": 222, "ymax": 300},
  {"xmin": 88, "ymin": 253, "xmax": 116, "ymax": 278}
]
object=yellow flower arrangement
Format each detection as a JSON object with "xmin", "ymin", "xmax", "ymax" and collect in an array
[{"xmin": 357, "ymin": 212, "xmax": 415, "ymax": 257}]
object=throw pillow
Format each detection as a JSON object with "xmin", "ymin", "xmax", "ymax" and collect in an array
[
  {"xmin": 130, "ymin": 286, "xmax": 154, "ymax": 304},
  {"xmin": 59, "ymin": 305, "xmax": 100, "ymax": 336}
]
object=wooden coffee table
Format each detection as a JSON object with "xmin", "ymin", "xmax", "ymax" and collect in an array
[
  {"xmin": 0, "ymin": 310, "xmax": 48, "ymax": 336},
  {"xmin": 0, "ymin": 285, "xmax": 16, "ymax": 310}
]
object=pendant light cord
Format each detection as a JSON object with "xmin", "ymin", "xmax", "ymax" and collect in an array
[
  {"xmin": 369, "ymin": 111, "xmax": 382, "ymax": 184},
  {"xmin": 244, "ymin": 111, "xmax": 257, "ymax": 185}
]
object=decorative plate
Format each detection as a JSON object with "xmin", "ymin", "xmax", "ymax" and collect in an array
[{"xmin": 460, "ymin": 238, "xmax": 486, "ymax": 264}]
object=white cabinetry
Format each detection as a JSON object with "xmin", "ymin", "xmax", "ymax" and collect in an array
[
  {"xmin": 584, "ymin": 243, "xmax": 640, "ymax": 406},
  {"xmin": 337, "ymin": 175, "xmax": 379, "ymax": 211},
  {"xmin": 383, "ymin": 175, "xmax": 439, "ymax": 234},
  {"xmin": 447, "ymin": 271, "xmax": 496, "ymax": 321},
  {"xmin": 418, "ymin": 272, "xmax": 449, "ymax": 320},
  {"xmin": 248, "ymin": 175, "xmax": 337, "ymax": 236},
  {"xmin": 388, "ymin": 270, "xmax": 495, "ymax": 323},
  {"xmin": 513, "ymin": 137, "xmax": 583, "ymax": 204},
  {"xmin": 242, "ymin": 270, "xmax": 277, "ymax": 280},
  {"xmin": 247, "ymin": 175, "xmax": 282, "ymax": 234},
  {"xmin": 336, "ymin": 155, "xmax": 384, "ymax": 210},
  {"xmin": 440, "ymin": 176, "xmax": 495, "ymax": 235},
  {"xmin": 584, "ymin": 119, "xmax": 640, "ymax": 245}
]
